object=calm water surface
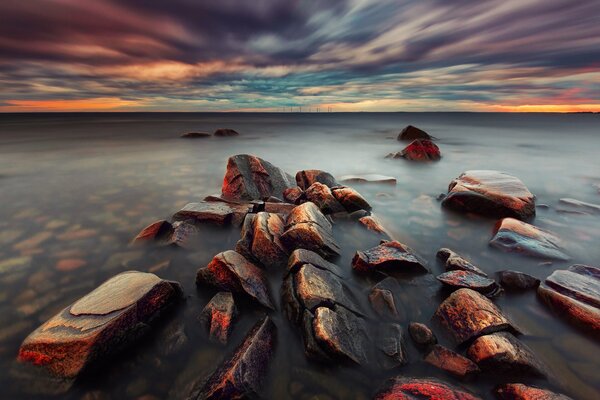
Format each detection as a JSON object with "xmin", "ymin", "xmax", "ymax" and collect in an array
[{"xmin": 0, "ymin": 113, "xmax": 599, "ymax": 399}]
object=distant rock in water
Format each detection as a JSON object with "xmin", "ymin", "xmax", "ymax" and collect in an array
[
  {"xmin": 181, "ymin": 132, "xmax": 211, "ymax": 138},
  {"xmin": 397, "ymin": 139, "xmax": 441, "ymax": 161},
  {"xmin": 397, "ymin": 125, "xmax": 433, "ymax": 141},
  {"xmin": 339, "ymin": 174, "xmax": 397, "ymax": 185},
  {"xmin": 213, "ymin": 128, "xmax": 239, "ymax": 137},
  {"xmin": 441, "ymin": 170, "xmax": 536, "ymax": 220}
]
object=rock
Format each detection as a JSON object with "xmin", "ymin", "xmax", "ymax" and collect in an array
[
  {"xmin": 424, "ymin": 344, "xmax": 480, "ymax": 380},
  {"xmin": 369, "ymin": 278, "xmax": 402, "ymax": 320},
  {"xmin": 17, "ymin": 271, "xmax": 182, "ymax": 379},
  {"xmin": 358, "ymin": 215, "xmax": 390, "ymax": 237},
  {"xmin": 304, "ymin": 182, "xmax": 345, "ymax": 214},
  {"xmin": 221, "ymin": 154, "xmax": 295, "ymax": 201},
  {"xmin": 467, "ymin": 332, "xmax": 546, "ymax": 377},
  {"xmin": 331, "ymin": 186, "xmax": 371, "ymax": 212},
  {"xmin": 375, "ymin": 377, "xmax": 480, "ymax": 400},
  {"xmin": 437, "ymin": 248, "xmax": 487, "ymax": 276},
  {"xmin": 377, "ymin": 323, "xmax": 408, "ymax": 368},
  {"xmin": 546, "ymin": 266, "xmax": 600, "ymax": 307},
  {"xmin": 436, "ymin": 270, "xmax": 501, "ymax": 296},
  {"xmin": 338, "ymin": 174, "xmax": 397, "ymax": 185},
  {"xmin": 498, "ymin": 271, "xmax": 540, "ymax": 290},
  {"xmin": 295, "ymin": 170, "xmax": 338, "ymax": 190},
  {"xmin": 55, "ymin": 258, "xmax": 87, "ymax": 272},
  {"xmin": 490, "ymin": 218, "xmax": 569, "ymax": 260},
  {"xmin": 157, "ymin": 319, "xmax": 189, "ymax": 357},
  {"xmin": 169, "ymin": 220, "xmax": 200, "ymax": 249},
  {"xmin": 196, "ymin": 250, "xmax": 274, "ymax": 309},
  {"xmin": 398, "ymin": 139, "xmax": 441, "ymax": 161},
  {"xmin": 286, "ymin": 248, "xmax": 343, "ymax": 277},
  {"xmin": 441, "ymin": 170, "xmax": 536, "ymax": 220},
  {"xmin": 131, "ymin": 220, "xmax": 174, "ymax": 245},
  {"xmin": 191, "ymin": 316, "xmax": 276, "ymax": 400},
  {"xmin": 397, "ymin": 125, "xmax": 433, "ymax": 141},
  {"xmin": 434, "ymin": 288, "xmax": 518, "ymax": 345},
  {"xmin": 173, "ymin": 201, "xmax": 252, "ymax": 227},
  {"xmin": 558, "ymin": 198, "xmax": 600, "ymax": 214},
  {"xmin": 495, "ymin": 383, "xmax": 573, "ymax": 400},
  {"xmin": 200, "ymin": 292, "xmax": 237, "ymax": 345},
  {"xmin": 213, "ymin": 128, "xmax": 239, "ymax": 137},
  {"xmin": 236, "ymin": 212, "xmax": 288, "ymax": 268},
  {"xmin": 408, "ymin": 322, "xmax": 437, "ymax": 348},
  {"xmin": 280, "ymin": 202, "xmax": 340, "ymax": 259},
  {"xmin": 283, "ymin": 187, "xmax": 304, "ymax": 204},
  {"xmin": 351, "ymin": 240, "xmax": 428, "ymax": 274},
  {"xmin": 181, "ymin": 132, "xmax": 210, "ymax": 138}
]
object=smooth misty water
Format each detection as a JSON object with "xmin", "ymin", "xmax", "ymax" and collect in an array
[{"xmin": 0, "ymin": 113, "xmax": 599, "ymax": 400}]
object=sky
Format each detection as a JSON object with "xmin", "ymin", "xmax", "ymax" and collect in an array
[{"xmin": 1, "ymin": 0, "xmax": 599, "ymax": 112}]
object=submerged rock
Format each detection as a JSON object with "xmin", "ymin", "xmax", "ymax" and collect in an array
[
  {"xmin": 558, "ymin": 198, "xmax": 600, "ymax": 214},
  {"xmin": 375, "ymin": 377, "xmax": 480, "ymax": 400},
  {"xmin": 397, "ymin": 139, "xmax": 441, "ymax": 161},
  {"xmin": 495, "ymin": 383, "xmax": 573, "ymax": 400},
  {"xmin": 173, "ymin": 201, "xmax": 251, "ymax": 227},
  {"xmin": 369, "ymin": 278, "xmax": 402, "ymax": 320},
  {"xmin": 490, "ymin": 218, "xmax": 569, "ymax": 261},
  {"xmin": 436, "ymin": 270, "xmax": 500, "ymax": 296},
  {"xmin": 296, "ymin": 170, "xmax": 339, "ymax": 190},
  {"xmin": 196, "ymin": 250, "xmax": 274, "ymax": 309},
  {"xmin": 181, "ymin": 132, "xmax": 211, "ymax": 138},
  {"xmin": 498, "ymin": 270, "xmax": 540, "ymax": 291},
  {"xmin": 424, "ymin": 344, "xmax": 480, "ymax": 380},
  {"xmin": 200, "ymin": 292, "xmax": 237, "ymax": 345},
  {"xmin": 304, "ymin": 182, "xmax": 345, "ymax": 214},
  {"xmin": 221, "ymin": 154, "xmax": 295, "ymax": 201},
  {"xmin": 397, "ymin": 125, "xmax": 433, "ymax": 141},
  {"xmin": 213, "ymin": 128, "xmax": 239, "ymax": 137},
  {"xmin": 236, "ymin": 212, "xmax": 288, "ymax": 268},
  {"xmin": 437, "ymin": 248, "xmax": 487, "ymax": 276},
  {"xmin": 339, "ymin": 174, "xmax": 397, "ymax": 185},
  {"xmin": 352, "ymin": 240, "xmax": 428, "ymax": 274},
  {"xmin": 441, "ymin": 170, "xmax": 536, "ymax": 220},
  {"xmin": 434, "ymin": 288, "xmax": 518, "ymax": 345},
  {"xmin": 18, "ymin": 271, "xmax": 182, "ymax": 379},
  {"xmin": 331, "ymin": 186, "xmax": 371, "ymax": 212},
  {"xmin": 358, "ymin": 215, "xmax": 390, "ymax": 237},
  {"xmin": 408, "ymin": 322, "xmax": 437, "ymax": 348}
]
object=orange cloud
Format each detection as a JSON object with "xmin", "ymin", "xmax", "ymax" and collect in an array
[
  {"xmin": 1, "ymin": 97, "xmax": 143, "ymax": 112},
  {"xmin": 483, "ymin": 104, "xmax": 600, "ymax": 113}
]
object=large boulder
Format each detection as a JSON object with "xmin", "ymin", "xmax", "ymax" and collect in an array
[
  {"xmin": 424, "ymin": 344, "xmax": 480, "ymax": 380},
  {"xmin": 236, "ymin": 212, "xmax": 288, "ymax": 268},
  {"xmin": 489, "ymin": 218, "xmax": 569, "ymax": 261},
  {"xmin": 173, "ymin": 201, "xmax": 252, "ymax": 227},
  {"xmin": 221, "ymin": 154, "xmax": 295, "ymax": 201},
  {"xmin": 17, "ymin": 271, "xmax": 182, "ymax": 379},
  {"xmin": 196, "ymin": 250, "xmax": 274, "ymax": 309},
  {"xmin": 352, "ymin": 240, "xmax": 428, "ymax": 274},
  {"xmin": 495, "ymin": 383, "xmax": 573, "ymax": 400},
  {"xmin": 375, "ymin": 377, "xmax": 481, "ymax": 400},
  {"xmin": 199, "ymin": 292, "xmax": 237, "ymax": 345},
  {"xmin": 397, "ymin": 139, "xmax": 441, "ymax": 161},
  {"xmin": 397, "ymin": 125, "xmax": 433, "ymax": 141},
  {"xmin": 296, "ymin": 170, "xmax": 339, "ymax": 190},
  {"xmin": 190, "ymin": 316, "xmax": 276, "ymax": 399},
  {"xmin": 441, "ymin": 171, "xmax": 535, "ymax": 220}
]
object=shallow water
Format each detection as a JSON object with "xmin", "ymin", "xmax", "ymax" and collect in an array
[{"xmin": 0, "ymin": 112, "xmax": 599, "ymax": 399}]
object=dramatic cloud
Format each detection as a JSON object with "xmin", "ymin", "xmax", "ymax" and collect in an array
[{"xmin": 0, "ymin": 0, "xmax": 599, "ymax": 111}]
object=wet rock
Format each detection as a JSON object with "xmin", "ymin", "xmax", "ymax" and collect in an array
[
  {"xmin": 213, "ymin": 128, "xmax": 239, "ymax": 137},
  {"xmin": 495, "ymin": 383, "xmax": 573, "ymax": 400},
  {"xmin": 200, "ymin": 292, "xmax": 237, "ymax": 345},
  {"xmin": 546, "ymin": 266, "xmax": 600, "ymax": 307},
  {"xmin": 173, "ymin": 201, "xmax": 251, "ymax": 227},
  {"xmin": 158, "ymin": 319, "xmax": 189, "ymax": 357},
  {"xmin": 131, "ymin": 220, "xmax": 174, "ymax": 245},
  {"xmin": 437, "ymin": 270, "xmax": 500, "ymax": 296},
  {"xmin": 169, "ymin": 220, "xmax": 200, "ymax": 249},
  {"xmin": 358, "ymin": 215, "xmax": 390, "ymax": 237},
  {"xmin": 221, "ymin": 154, "xmax": 295, "ymax": 201},
  {"xmin": 351, "ymin": 240, "xmax": 428, "ymax": 274},
  {"xmin": 441, "ymin": 170, "xmax": 536, "ymax": 220},
  {"xmin": 397, "ymin": 125, "xmax": 433, "ymax": 141},
  {"xmin": 558, "ymin": 198, "xmax": 600, "ymax": 214},
  {"xmin": 286, "ymin": 248, "xmax": 343, "ymax": 277},
  {"xmin": 490, "ymin": 218, "xmax": 569, "ymax": 261},
  {"xmin": 339, "ymin": 174, "xmax": 397, "ymax": 185},
  {"xmin": 283, "ymin": 186, "xmax": 304, "ymax": 204},
  {"xmin": 375, "ymin": 377, "xmax": 480, "ymax": 400},
  {"xmin": 280, "ymin": 202, "xmax": 340, "ymax": 259},
  {"xmin": 304, "ymin": 182, "xmax": 345, "ymax": 214},
  {"xmin": 17, "ymin": 271, "xmax": 182, "ymax": 378},
  {"xmin": 437, "ymin": 248, "xmax": 487, "ymax": 276},
  {"xmin": 196, "ymin": 250, "xmax": 274, "ymax": 309},
  {"xmin": 408, "ymin": 322, "xmax": 437, "ymax": 348},
  {"xmin": 424, "ymin": 345, "xmax": 480, "ymax": 380},
  {"xmin": 295, "ymin": 170, "xmax": 338, "ymax": 190},
  {"xmin": 191, "ymin": 316, "xmax": 276, "ymax": 400},
  {"xmin": 434, "ymin": 288, "xmax": 518, "ymax": 345},
  {"xmin": 331, "ymin": 186, "xmax": 371, "ymax": 212},
  {"xmin": 369, "ymin": 277, "xmax": 402, "ymax": 320},
  {"xmin": 262, "ymin": 201, "xmax": 296, "ymax": 217},
  {"xmin": 398, "ymin": 139, "xmax": 441, "ymax": 161},
  {"xmin": 377, "ymin": 323, "xmax": 408, "ymax": 368},
  {"xmin": 467, "ymin": 332, "xmax": 546, "ymax": 377},
  {"xmin": 236, "ymin": 212, "xmax": 288, "ymax": 268},
  {"xmin": 181, "ymin": 132, "xmax": 210, "ymax": 138},
  {"xmin": 498, "ymin": 271, "xmax": 540, "ymax": 291}
]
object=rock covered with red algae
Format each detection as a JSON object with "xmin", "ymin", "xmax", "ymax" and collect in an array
[
  {"xmin": 398, "ymin": 139, "xmax": 441, "ymax": 161},
  {"xmin": 375, "ymin": 377, "xmax": 481, "ymax": 400}
]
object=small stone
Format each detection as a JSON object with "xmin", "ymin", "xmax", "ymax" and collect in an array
[
  {"xmin": 436, "ymin": 270, "xmax": 500, "ymax": 296},
  {"xmin": 408, "ymin": 322, "xmax": 437, "ymax": 348},
  {"xmin": 498, "ymin": 270, "xmax": 540, "ymax": 290},
  {"xmin": 200, "ymin": 292, "xmax": 237, "ymax": 345},
  {"xmin": 424, "ymin": 344, "xmax": 480, "ymax": 380},
  {"xmin": 351, "ymin": 240, "xmax": 428, "ymax": 274},
  {"xmin": 369, "ymin": 278, "xmax": 402, "ymax": 320},
  {"xmin": 213, "ymin": 128, "xmax": 239, "ymax": 136},
  {"xmin": 437, "ymin": 248, "xmax": 487, "ymax": 276},
  {"xmin": 558, "ymin": 198, "xmax": 600, "ymax": 214},
  {"xmin": 57, "ymin": 229, "xmax": 97, "ymax": 241},
  {"xmin": 13, "ymin": 231, "xmax": 52, "ymax": 251}
]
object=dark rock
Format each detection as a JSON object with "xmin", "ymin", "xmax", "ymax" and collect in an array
[
  {"xmin": 169, "ymin": 220, "xmax": 200, "ymax": 249},
  {"xmin": 236, "ymin": 212, "xmax": 288, "ymax": 268},
  {"xmin": 283, "ymin": 186, "xmax": 304, "ymax": 204},
  {"xmin": 424, "ymin": 344, "xmax": 480, "ymax": 380},
  {"xmin": 376, "ymin": 323, "xmax": 408, "ymax": 368},
  {"xmin": 17, "ymin": 271, "xmax": 182, "ymax": 379},
  {"xmin": 495, "ymin": 383, "xmax": 573, "ymax": 400},
  {"xmin": 131, "ymin": 220, "xmax": 174, "ymax": 245},
  {"xmin": 191, "ymin": 316, "xmax": 276, "ymax": 400},
  {"xmin": 467, "ymin": 332, "xmax": 546, "ymax": 377},
  {"xmin": 375, "ymin": 377, "xmax": 480, "ymax": 400},
  {"xmin": 398, "ymin": 139, "xmax": 441, "ymax": 161},
  {"xmin": 213, "ymin": 128, "xmax": 239, "ymax": 137},
  {"xmin": 397, "ymin": 125, "xmax": 433, "ymax": 141},
  {"xmin": 434, "ymin": 288, "xmax": 518, "ymax": 345},
  {"xmin": 369, "ymin": 277, "xmax": 402, "ymax": 320},
  {"xmin": 351, "ymin": 240, "xmax": 428, "ymax": 274},
  {"xmin": 304, "ymin": 182, "xmax": 345, "ymax": 214},
  {"xmin": 358, "ymin": 215, "xmax": 390, "ymax": 237},
  {"xmin": 200, "ymin": 292, "xmax": 237, "ymax": 345},
  {"xmin": 173, "ymin": 201, "xmax": 252, "ymax": 227},
  {"xmin": 286, "ymin": 248, "xmax": 343, "ymax": 276},
  {"xmin": 339, "ymin": 174, "xmax": 397, "ymax": 185},
  {"xmin": 408, "ymin": 322, "xmax": 437, "ymax": 348},
  {"xmin": 331, "ymin": 186, "xmax": 371, "ymax": 212},
  {"xmin": 498, "ymin": 270, "xmax": 540, "ymax": 291},
  {"xmin": 196, "ymin": 250, "xmax": 274, "ymax": 309},
  {"xmin": 436, "ymin": 270, "xmax": 501, "ymax": 296},
  {"xmin": 158, "ymin": 319, "xmax": 189, "ymax": 357},
  {"xmin": 441, "ymin": 170, "xmax": 536, "ymax": 220},
  {"xmin": 221, "ymin": 154, "xmax": 295, "ymax": 201},
  {"xmin": 437, "ymin": 248, "xmax": 487, "ymax": 276},
  {"xmin": 490, "ymin": 218, "xmax": 569, "ymax": 261},
  {"xmin": 181, "ymin": 132, "xmax": 210, "ymax": 138},
  {"xmin": 295, "ymin": 170, "xmax": 338, "ymax": 190}
]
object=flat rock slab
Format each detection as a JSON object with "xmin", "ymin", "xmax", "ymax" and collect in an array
[
  {"xmin": 495, "ymin": 384, "xmax": 573, "ymax": 400},
  {"xmin": 467, "ymin": 332, "xmax": 546, "ymax": 377},
  {"xmin": 200, "ymin": 292, "xmax": 237, "ymax": 345},
  {"xmin": 490, "ymin": 218, "xmax": 569, "ymax": 260},
  {"xmin": 221, "ymin": 154, "xmax": 295, "ymax": 201},
  {"xmin": 18, "ymin": 271, "xmax": 182, "ymax": 379},
  {"xmin": 437, "ymin": 270, "xmax": 500, "ymax": 296},
  {"xmin": 375, "ymin": 377, "xmax": 481, "ymax": 400},
  {"xmin": 173, "ymin": 201, "xmax": 251, "ymax": 227},
  {"xmin": 339, "ymin": 174, "xmax": 397, "ymax": 185},
  {"xmin": 352, "ymin": 240, "xmax": 428, "ymax": 274},
  {"xmin": 192, "ymin": 316, "xmax": 275, "ymax": 400},
  {"xmin": 545, "ymin": 267, "xmax": 600, "ymax": 308},
  {"xmin": 398, "ymin": 139, "xmax": 441, "ymax": 161},
  {"xmin": 558, "ymin": 198, "xmax": 600, "ymax": 214},
  {"xmin": 286, "ymin": 248, "xmax": 343, "ymax": 276},
  {"xmin": 434, "ymin": 288, "xmax": 518, "ymax": 345},
  {"xmin": 296, "ymin": 170, "xmax": 338, "ymax": 190},
  {"xmin": 424, "ymin": 344, "xmax": 480, "ymax": 380},
  {"xmin": 304, "ymin": 182, "xmax": 345, "ymax": 214},
  {"xmin": 397, "ymin": 125, "xmax": 433, "ymax": 141},
  {"xmin": 331, "ymin": 186, "xmax": 371, "ymax": 212},
  {"xmin": 196, "ymin": 250, "xmax": 274, "ymax": 309},
  {"xmin": 437, "ymin": 248, "xmax": 487, "ymax": 276},
  {"xmin": 236, "ymin": 212, "xmax": 288, "ymax": 268},
  {"xmin": 442, "ymin": 170, "xmax": 536, "ymax": 220},
  {"xmin": 498, "ymin": 270, "xmax": 540, "ymax": 291}
]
